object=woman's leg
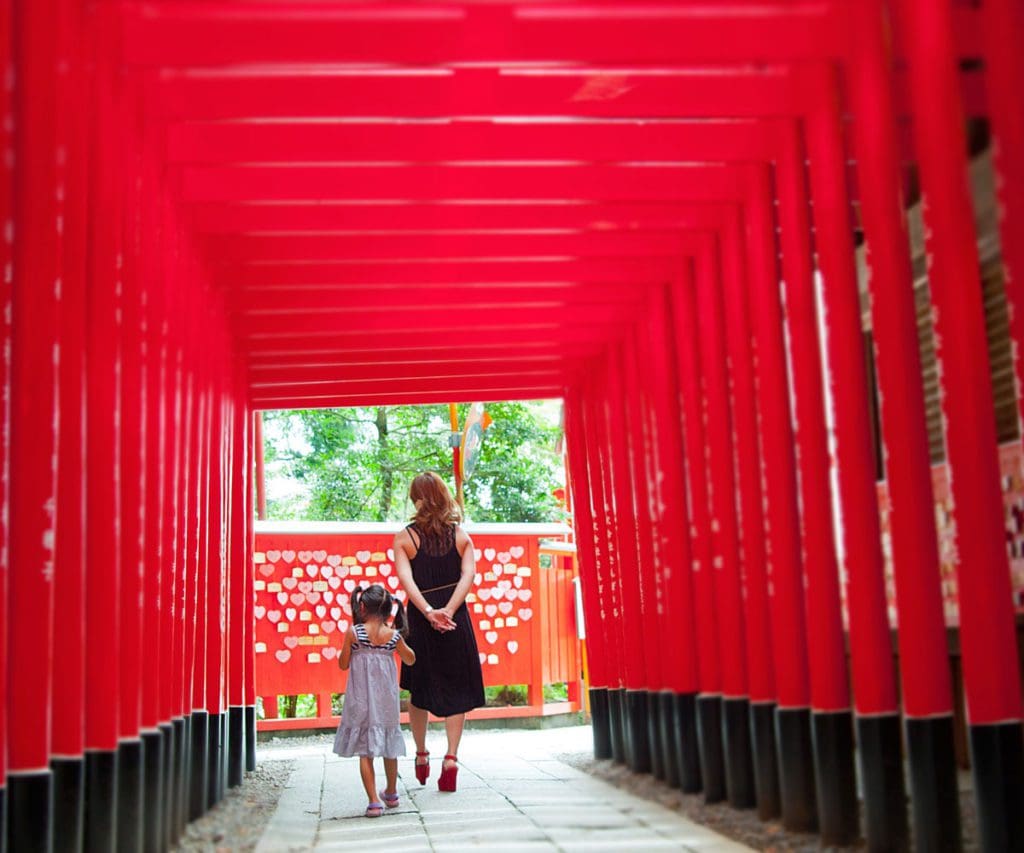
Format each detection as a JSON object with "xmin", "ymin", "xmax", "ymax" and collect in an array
[
  {"xmin": 408, "ymin": 702, "xmax": 429, "ymax": 764},
  {"xmin": 382, "ymin": 758, "xmax": 398, "ymax": 794},
  {"xmin": 444, "ymin": 713, "xmax": 465, "ymax": 768},
  {"xmin": 359, "ymin": 756, "xmax": 378, "ymax": 802}
]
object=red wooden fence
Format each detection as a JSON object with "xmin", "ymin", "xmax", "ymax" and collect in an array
[{"xmin": 252, "ymin": 522, "xmax": 581, "ymax": 731}]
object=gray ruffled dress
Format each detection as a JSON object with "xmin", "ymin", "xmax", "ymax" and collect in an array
[{"xmin": 333, "ymin": 623, "xmax": 407, "ymax": 758}]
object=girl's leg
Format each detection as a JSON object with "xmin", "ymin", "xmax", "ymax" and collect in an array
[
  {"xmin": 359, "ymin": 756, "xmax": 378, "ymax": 802},
  {"xmin": 443, "ymin": 713, "xmax": 465, "ymax": 769},
  {"xmin": 408, "ymin": 702, "xmax": 429, "ymax": 765},
  {"xmin": 383, "ymin": 757, "xmax": 398, "ymax": 794}
]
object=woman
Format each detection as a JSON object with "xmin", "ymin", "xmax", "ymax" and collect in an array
[{"xmin": 393, "ymin": 471, "xmax": 485, "ymax": 793}]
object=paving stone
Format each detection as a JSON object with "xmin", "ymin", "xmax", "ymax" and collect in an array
[{"xmin": 247, "ymin": 728, "xmax": 753, "ymax": 852}]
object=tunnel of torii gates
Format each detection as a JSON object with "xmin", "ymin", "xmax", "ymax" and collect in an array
[{"xmin": 4, "ymin": 0, "xmax": 1024, "ymax": 851}]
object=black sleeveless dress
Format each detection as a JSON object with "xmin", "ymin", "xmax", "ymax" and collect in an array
[{"xmin": 399, "ymin": 524, "xmax": 485, "ymax": 717}]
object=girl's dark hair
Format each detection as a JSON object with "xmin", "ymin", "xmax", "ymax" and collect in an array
[{"xmin": 351, "ymin": 583, "xmax": 408, "ymax": 637}]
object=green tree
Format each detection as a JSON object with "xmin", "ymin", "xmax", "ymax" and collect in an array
[{"xmin": 263, "ymin": 401, "xmax": 563, "ymax": 523}]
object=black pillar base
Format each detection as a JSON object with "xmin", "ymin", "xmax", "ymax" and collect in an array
[
  {"xmin": 189, "ymin": 710, "xmax": 210, "ymax": 821},
  {"xmin": 589, "ymin": 689, "xmax": 613, "ymax": 760},
  {"xmin": 608, "ymin": 689, "xmax": 627, "ymax": 764},
  {"xmin": 116, "ymin": 739, "xmax": 144, "ymax": 853},
  {"xmin": 228, "ymin": 706, "xmax": 246, "ymax": 788},
  {"xmin": 141, "ymin": 730, "xmax": 164, "ymax": 853},
  {"xmin": 84, "ymin": 749, "xmax": 118, "ymax": 853},
  {"xmin": 219, "ymin": 713, "xmax": 229, "ymax": 801},
  {"xmin": 905, "ymin": 715, "xmax": 961, "ymax": 852},
  {"xmin": 244, "ymin": 705, "xmax": 257, "ymax": 773},
  {"xmin": 51, "ymin": 756, "xmax": 84, "ymax": 853},
  {"xmin": 750, "ymin": 701, "xmax": 780, "ymax": 820},
  {"xmin": 969, "ymin": 721, "xmax": 1024, "ymax": 853},
  {"xmin": 6, "ymin": 771, "xmax": 51, "ymax": 853},
  {"xmin": 659, "ymin": 692, "xmax": 679, "ymax": 787},
  {"xmin": 696, "ymin": 694, "xmax": 726, "ymax": 803},
  {"xmin": 775, "ymin": 707, "xmax": 817, "ymax": 832},
  {"xmin": 207, "ymin": 712, "xmax": 224, "ymax": 809},
  {"xmin": 172, "ymin": 716, "xmax": 189, "ymax": 841},
  {"xmin": 646, "ymin": 690, "xmax": 664, "ymax": 780},
  {"xmin": 673, "ymin": 692, "xmax": 702, "ymax": 793},
  {"xmin": 626, "ymin": 690, "xmax": 651, "ymax": 774},
  {"xmin": 722, "ymin": 698, "xmax": 756, "ymax": 809},
  {"xmin": 0, "ymin": 783, "xmax": 6, "ymax": 853},
  {"xmin": 159, "ymin": 722, "xmax": 175, "ymax": 852},
  {"xmin": 857, "ymin": 713, "xmax": 908, "ymax": 852},
  {"xmin": 811, "ymin": 711, "xmax": 859, "ymax": 846}
]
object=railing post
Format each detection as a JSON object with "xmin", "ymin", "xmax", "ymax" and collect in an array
[
  {"xmin": 847, "ymin": 3, "xmax": 963, "ymax": 846},
  {"xmin": 693, "ymin": 237, "xmax": 756, "ymax": 809},
  {"xmin": 526, "ymin": 535, "xmax": 546, "ymax": 709},
  {"xmin": 0, "ymin": 1, "xmax": 11, "ymax": 847},
  {"xmin": 805, "ymin": 67, "xmax": 911, "ymax": 849},
  {"xmin": 901, "ymin": 1, "xmax": 1024, "ymax": 846},
  {"xmin": 83, "ymin": 6, "xmax": 125, "ymax": 847},
  {"xmin": 564, "ymin": 389, "xmax": 612, "ymax": 756},
  {"xmin": 117, "ymin": 97, "xmax": 146, "ymax": 848},
  {"xmin": 669, "ymin": 262, "xmax": 724, "ymax": 802},
  {"xmin": 774, "ymin": 122, "xmax": 860, "ymax": 844},
  {"xmin": 51, "ymin": 0, "xmax": 89, "ymax": 845},
  {"xmin": 719, "ymin": 209, "xmax": 779, "ymax": 819},
  {"xmin": 8, "ymin": 0, "xmax": 62, "ymax": 846},
  {"xmin": 743, "ymin": 164, "xmax": 817, "ymax": 831}
]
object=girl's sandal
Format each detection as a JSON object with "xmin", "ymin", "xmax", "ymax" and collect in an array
[
  {"xmin": 365, "ymin": 802, "xmax": 385, "ymax": 818},
  {"xmin": 381, "ymin": 790, "xmax": 400, "ymax": 809}
]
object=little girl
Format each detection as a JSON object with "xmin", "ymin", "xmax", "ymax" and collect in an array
[{"xmin": 334, "ymin": 583, "xmax": 416, "ymax": 817}]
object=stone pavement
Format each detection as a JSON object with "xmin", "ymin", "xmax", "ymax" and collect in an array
[{"xmin": 254, "ymin": 727, "xmax": 753, "ymax": 852}]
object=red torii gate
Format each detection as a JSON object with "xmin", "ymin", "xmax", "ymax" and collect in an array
[{"xmin": 3, "ymin": 2, "xmax": 1024, "ymax": 852}]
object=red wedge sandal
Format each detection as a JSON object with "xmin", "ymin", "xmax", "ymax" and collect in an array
[
  {"xmin": 414, "ymin": 751, "xmax": 430, "ymax": 785},
  {"xmin": 438, "ymin": 754, "xmax": 458, "ymax": 792}
]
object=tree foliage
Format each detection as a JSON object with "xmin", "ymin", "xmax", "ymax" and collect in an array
[{"xmin": 262, "ymin": 402, "xmax": 563, "ymax": 523}]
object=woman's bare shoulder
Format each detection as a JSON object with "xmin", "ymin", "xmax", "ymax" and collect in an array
[
  {"xmin": 455, "ymin": 525, "xmax": 473, "ymax": 554},
  {"xmin": 393, "ymin": 525, "xmax": 417, "ymax": 557}
]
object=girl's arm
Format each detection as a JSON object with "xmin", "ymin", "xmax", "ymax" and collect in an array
[
  {"xmin": 338, "ymin": 626, "xmax": 356, "ymax": 670},
  {"xmin": 395, "ymin": 635, "xmax": 416, "ymax": 666},
  {"xmin": 441, "ymin": 528, "xmax": 477, "ymax": 621},
  {"xmin": 393, "ymin": 529, "xmax": 456, "ymax": 632}
]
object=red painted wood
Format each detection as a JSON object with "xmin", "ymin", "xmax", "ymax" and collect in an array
[
  {"xmin": 51, "ymin": 0, "xmax": 88, "ymax": 758},
  {"xmin": 804, "ymin": 66, "xmax": 899, "ymax": 718},
  {"xmin": 9, "ymin": 0, "xmax": 62, "ymax": 771},
  {"xmin": 229, "ymin": 384, "xmax": 248, "ymax": 709},
  {"xmin": 901, "ymin": 0, "xmax": 1023, "ymax": 726},
  {"xmin": 983, "ymin": 0, "xmax": 1024, "ymax": 444},
  {"xmin": 120, "ymin": 110, "xmax": 146, "ymax": 740},
  {"xmin": 623, "ymin": 330, "xmax": 664, "ymax": 692},
  {"xmin": 694, "ymin": 238, "xmax": 748, "ymax": 701},
  {"xmin": 847, "ymin": 2, "xmax": 952, "ymax": 719},
  {"xmin": 639, "ymin": 285, "xmax": 699, "ymax": 694},
  {"xmin": 773, "ymin": 125, "xmax": 851, "ymax": 714},
  {"xmin": 717, "ymin": 210, "xmax": 775, "ymax": 706},
  {"xmin": 0, "ymin": 0, "xmax": 11, "ymax": 789},
  {"xmin": 581, "ymin": 369, "xmax": 626, "ymax": 690},
  {"xmin": 743, "ymin": 166, "xmax": 811, "ymax": 710},
  {"xmin": 244, "ymin": 411, "xmax": 256, "ymax": 708},
  {"xmin": 669, "ymin": 266, "xmax": 721, "ymax": 697},
  {"xmin": 205, "ymin": 369, "xmax": 226, "ymax": 717},
  {"xmin": 84, "ymin": 3, "xmax": 124, "ymax": 753},
  {"xmin": 604, "ymin": 346, "xmax": 649, "ymax": 692}
]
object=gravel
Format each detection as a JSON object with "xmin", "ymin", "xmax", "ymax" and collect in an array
[
  {"xmin": 560, "ymin": 752, "xmax": 981, "ymax": 852},
  {"xmin": 171, "ymin": 757, "xmax": 295, "ymax": 853},
  {"xmin": 171, "ymin": 728, "xmax": 980, "ymax": 852}
]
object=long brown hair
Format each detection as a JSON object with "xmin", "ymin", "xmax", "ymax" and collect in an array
[{"xmin": 409, "ymin": 471, "xmax": 461, "ymax": 538}]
